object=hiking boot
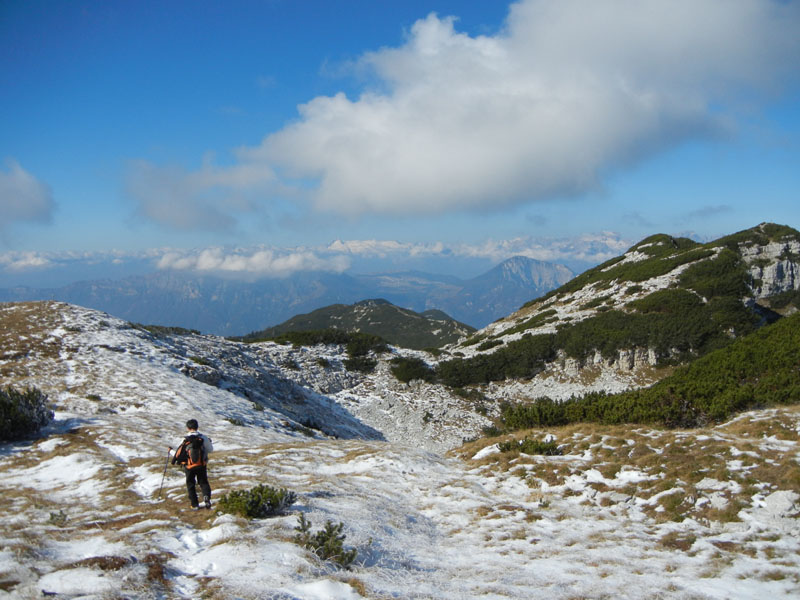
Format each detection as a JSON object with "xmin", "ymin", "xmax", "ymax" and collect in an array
[
  {"xmin": 203, "ymin": 496, "xmax": 211, "ymax": 509},
  {"xmin": 191, "ymin": 504, "xmax": 200, "ymax": 510}
]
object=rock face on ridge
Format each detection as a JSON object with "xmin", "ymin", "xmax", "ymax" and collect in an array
[{"xmin": 741, "ymin": 237, "xmax": 800, "ymax": 299}]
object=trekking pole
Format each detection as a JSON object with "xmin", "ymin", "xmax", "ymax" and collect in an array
[{"xmin": 158, "ymin": 447, "xmax": 172, "ymax": 499}]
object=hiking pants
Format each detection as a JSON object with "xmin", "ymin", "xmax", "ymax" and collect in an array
[{"xmin": 185, "ymin": 465, "xmax": 211, "ymax": 506}]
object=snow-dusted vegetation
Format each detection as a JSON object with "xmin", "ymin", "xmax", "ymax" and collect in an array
[{"xmin": 0, "ymin": 300, "xmax": 798, "ymax": 599}]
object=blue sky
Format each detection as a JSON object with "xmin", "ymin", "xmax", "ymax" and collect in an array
[{"xmin": 1, "ymin": 0, "xmax": 799, "ymax": 286}]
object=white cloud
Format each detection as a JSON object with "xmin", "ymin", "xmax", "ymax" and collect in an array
[
  {"xmin": 0, "ymin": 251, "xmax": 54, "ymax": 272},
  {"xmin": 0, "ymin": 159, "xmax": 55, "ymax": 230},
  {"xmin": 156, "ymin": 247, "xmax": 351, "ymax": 277},
  {"xmin": 327, "ymin": 233, "xmax": 631, "ymax": 265},
  {"xmin": 0, "ymin": 233, "xmax": 630, "ymax": 281},
  {"xmin": 0, "ymin": 248, "xmax": 165, "ymax": 274},
  {"xmin": 239, "ymin": 0, "xmax": 799, "ymax": 217},
  {"xmin": 327, "ymin": 239, "xmax": 444, "ymax": 258},
  {"xmin": 126, "ymin": 158, "xmax": 275, "ymax": 231},
  {"xmin": 447, "ymin": 233, "xmax": 632, "ymax": 264}
]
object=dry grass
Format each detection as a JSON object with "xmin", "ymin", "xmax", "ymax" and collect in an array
[
  {"xmin": 461, "ymin": 406, "xmax": 800, "ymax": 534},
  {"xmin": 659, "ymin": 531, "xmax": 696, "ymax": 552},
  {"xmin": 67, "ymin": 555, "xmax": 130, "ymax": 570},
  {"xmin": 0, "ymin": 302, "xmax": 65, "ymax": 381},
  {"xmin": 344, "ymin": 576, "xmax": 369, "ymax": 597}
]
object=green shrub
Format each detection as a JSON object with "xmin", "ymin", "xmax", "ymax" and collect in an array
[
  {"xmin": 217, "ymin": 484, "xmax": 297, "ymax": 519},
  {"xmin": 461, "ymin": 334, "xmax": 487, "ymax": 347},
  {"xmin": 254, "ymin": 329, "xmax": 388, "ymax": 357},
  {"xmin": 437, "ymin": 334, "xmax": 556, "ymax": 387},
  {"xmin": 390, "ymin": 356, "xmax": 435, "ymax": 383},
  {"xmin": 476, "ymin": 339, "xmax": 504, "ymax": 351},
  {"xmin": 500, "ymin": 397, "xmax": 568, "ymax": 430},
  {"xmin": 49, "ymin": 510, "xmax": 68, "ymax": 527},
  {"xmin": 498, "ymin": 437, "xmax": 562, "ymax": 455},
  {"xmin": 581, "ymin": 295, "xmax": 612, "ymax": 310},
  {"xmin": 502, "ymin": 309, "xmax": 558, "ymax": 336},
  {"xmin": 344, "ymin": 356, "xmax": 378, "ymax": 373},
  {"xmin": 679, "ymin": 248, "xmax": 750, "ymax": 300},
  {"xmin": 345, "ymin": 333, "xmax": 388, "ymax": 357},
  {"xmin": 294, "ymin": 514, "xmax": 357, "ymax": 569},
  {"xmin": 135, "ymin": 324, "xmax": 201, "ymax": 336},
  {"xmin": 769, "ymin": 290, "xmax": 800, "ymax": 310},
  {"xmin": 0, "ymin": 386, "xmax": 53, "ymax": 442}
]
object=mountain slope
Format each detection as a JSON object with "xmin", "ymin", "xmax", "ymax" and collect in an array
[
  {"xmin": 438, "ymin": 222, "xmax": 800, "ymax": 397},
  {"xmin": 242, "ymin": 298, "xmax": 475, "ymax": 349},
  {"xmin": 496, "ymin": 310, "xmax": 800, "ymax": 430},
  {"xmin": 432, "ymin": 256, "xmax": 574, "ymax": 328},
  {"xmin": 1, "ymin": 300, "xmax": 799, "ymax": 599},
  {"xmin": 358, "ymin": 257, "xmax": 575, "ymax": 327}
]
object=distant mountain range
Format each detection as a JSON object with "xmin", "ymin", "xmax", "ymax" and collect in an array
[
  {"xmin": 0, "ymin": 256, "xmax": 574, "ymax": 336},
  {"xmin": 242, "ymin": 298, "xmax": 476, "ymax": 349}
]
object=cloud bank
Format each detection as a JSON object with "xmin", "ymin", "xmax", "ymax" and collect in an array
[
  {"xmin": 0, "ymin": 159, "xmax": 55, "ymax": 230},
  {"xmin": 244, "ymin": 0, "xmax": 799, "ymax": 216},
  {"xmin": 156, "ymin": 247, "xmax": 351, "ymax": 277},
  {"xmin": 152, "ymin": 234, "xmax": 632, "ymax": 277},
  {"xmin": 328, "ymin": 233, "xmax": 630, "ymax": 265},
  {"xmin": 126, "ymin": 158, "xmax": 275, "ymax": 231},
  {"xmin": 1, "ymin": 233, "xmax": 630, "ymax": 281},
  {"xmin": 127, "ymin": 0, "xmax": 799, "ymax": 230}
]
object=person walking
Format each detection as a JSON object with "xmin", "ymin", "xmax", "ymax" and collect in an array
[{"xmin": 172, "ymin": 418, "xmax": 213, "ymax": 509}]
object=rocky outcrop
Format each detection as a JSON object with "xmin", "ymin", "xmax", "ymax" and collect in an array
[
  {"xmin": 741, "ymin": 240, "xmax": 800, "ymax": 298},
  {"xmin": 557, "ymin": 346, "xmax": 660, "ymax": 375}
]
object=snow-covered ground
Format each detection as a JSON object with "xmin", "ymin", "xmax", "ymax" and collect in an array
[{"xmin": 0, "ymin": 302, "xmax": 798, "ymax": 599}]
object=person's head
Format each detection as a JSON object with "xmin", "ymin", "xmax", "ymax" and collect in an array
[{"xmin": 186, "ymin": 418, "xmax": 199, "ymax": 431}]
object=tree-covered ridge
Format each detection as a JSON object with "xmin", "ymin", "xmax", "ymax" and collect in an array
[
  {"xmin": 522, "ymin": 222, "xmax": 799, "ymax": 309},
  {"xmin": 481, "ymin": 223, "xmax": 796, "ymax": 344},
  {"xmin": 713, "ymin": 222, "xmax": 800, "ymax": 249},
  {"xmin": 521, "ymin": 237, "xmax": 713, "ymax": 307},
  {"xmin": 242, "ymin": 328, "xmax": 388, "ymax": 357},
  {"xmin": 238, "ymin": 299, "xmax": 474, "ymax": 350},
  {"xmin": 439, "ymin": 223, "xmax": 800, "ymax": 388},
  {"xmin": 497, "ymin": 311, "xmax": 800, "ymax": 430}
]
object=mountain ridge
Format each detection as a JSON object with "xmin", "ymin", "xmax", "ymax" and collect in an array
[
  {"xmin": 0, "ymin": 256, "xmax": 573, "ymax": 335},
  {"xmin": 240, "ymin": 298, "xmax": 476, "ymax": 350},
  {"xmin": 433, "ymin": 222, "xmax": 800, "ymax": 399}
]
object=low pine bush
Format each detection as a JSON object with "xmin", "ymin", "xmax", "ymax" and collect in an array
[
  {"xmin": 390, "ymin": 356, "xmax": 435, "ymax": 383},
  {"xmin": 498, "ymin": 437, "xmax": 562, "ymax": 455},
  {"xmin": 294, "ymin": 514, "xmax": 357, "ymax": 569},
  {"xmin": 0, "ymin": 386, "xmax": 53, "ymax": 442},
  {"xmin": 344, "ymin": 356, "xmax": 377, "ymax": 373},
  {"xmin": 217, "ymin": 484, "xmax": 297, "ymax": 519},
  {"xmin": 495, "ymin": 312, "xmax": 800, "ymax": 431}
]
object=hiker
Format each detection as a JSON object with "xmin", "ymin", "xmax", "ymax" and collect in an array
[{"xmin": 172, "ymin": 418, "xmax": 213, "ymax": 509}]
